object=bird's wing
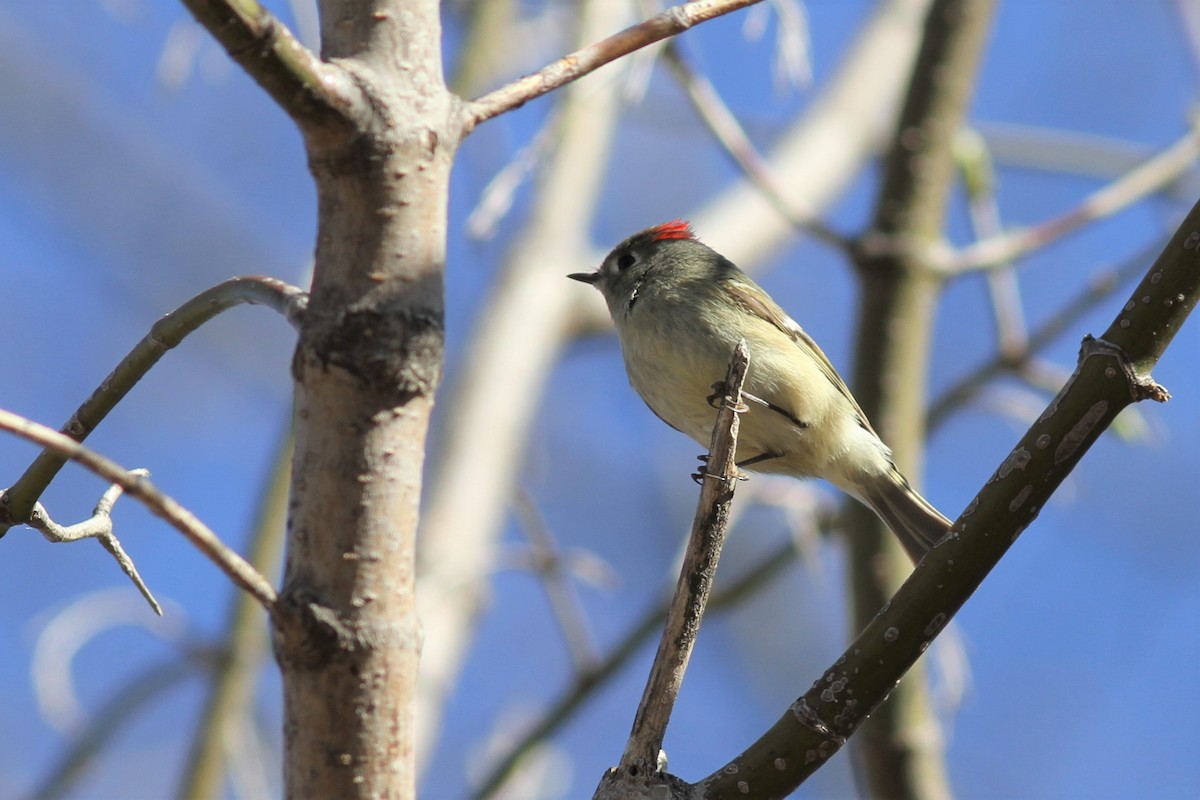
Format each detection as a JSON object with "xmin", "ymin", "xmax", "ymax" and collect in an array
[{"xmin": 725, "ymin": 280, "xmax": 880, "ymax": 437}]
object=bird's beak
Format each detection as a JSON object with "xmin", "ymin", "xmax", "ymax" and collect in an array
[{"xmin": 567, "ymin": 271, "xmax": 600, "ymax": 285}]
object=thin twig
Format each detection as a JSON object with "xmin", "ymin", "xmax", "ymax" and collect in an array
[
  {"xmin": 27, "ymin": 471, "xmax": 163, "ymax": 615},
  {"xmin": 944, "ymin": 126, "xmax": 1200, "ymax": 273},
  {"xmin": 661, "ymin": 42, "xmax": 851, "ymax": 251},
  {"xmin": 619, "ymin": 340, "xmax": 750, "ymax": 771},
  {"xmin": 466, "ymin": 109, "xmax": 562, "ymax": 240},
  {"xmin": 0, "ymin": 409, "xmax": 278, "ymax": 612},
  {"xmin": 0, "ymin": 276, "xmax": 306, "ymax": 533},
  {"xmin": 463, "ymin": 0, "xmax": 765, "ymax": 130}
]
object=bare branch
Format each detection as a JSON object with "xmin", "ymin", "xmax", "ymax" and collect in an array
[
  {"xmin": 0, "ymin": 276, "xmax": 306, "ymax": 534},
  {"xmin": 928, "ymin": 239, "xmax": 1161, "ymax": 429},
  {"xmin": 463, "ymin": 0, "xmax": 765, "ymax": 130},
  {"xmin": 28, "ymin": 471, "xmax": 163, "ymax": 615},
  {"xmin": 416, "ymin": 0, "xmax": 633, "ymax": 769},
  {"xmin": 177, "ymin": 0, "xmax": 359, "ymax": 127},
  {"xmin": 957, "ymin": 128, "xmax": 1029, "ymax": 355},
  {"xmin": 661, "ymin": 43, "xmax": 851, "ymax": 251},
  {"xmin": 844, "ymin": 0, "xmax": 998, "ymax": 795},
  {"xmin": 0, "ymin": 409, "xmax": 278, "ymax": 612},
  {"xmin": 612, "ymin": 341, "xmax": 750, "ymax": 779},
  {"xmin": 31, "ymin": 658, "xmax": 203, "ymax": 800},
  {"xmin": 945, "ymin": 126, "xmax": 1200, "ymax": 273}
]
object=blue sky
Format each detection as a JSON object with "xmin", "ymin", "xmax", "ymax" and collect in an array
[{"xmin": 1, "ymin": 2, "xmax": 1198, "ymax": 799}]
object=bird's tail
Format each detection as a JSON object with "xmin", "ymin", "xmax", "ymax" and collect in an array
[{"xmin": 860, "ymin": 471, "xmax": 951, "ymax": 563}]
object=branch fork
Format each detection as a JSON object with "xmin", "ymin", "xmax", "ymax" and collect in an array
[{"xmin": 27, "ymin": 470, "xmax": 162, "ymax": 616}]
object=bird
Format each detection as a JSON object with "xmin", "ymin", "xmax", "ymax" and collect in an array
[{"xmin": 568, "ymin": 220, "xmax": 950, "ymax": 562}]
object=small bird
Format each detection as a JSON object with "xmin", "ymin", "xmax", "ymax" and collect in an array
[{"xmin": 569, "ymin": 220, "xmax": 950, "ymax": 562}]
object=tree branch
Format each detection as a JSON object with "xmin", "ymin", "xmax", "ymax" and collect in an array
[
  {"xmin": 631, "ymin": 342, "xmax": 748, "ymax": 764},
  {"xmin": 945, "ymin": 125, "xmax": 1200, "ymax": 273},
  {"xmin": 843, "ymin": 0, "xmax": 997, "ymax": 796},
  {"xmin": 27, "ymin": 471, "xmax": 162, "ymax": 615},
  {"xmin": 31, "ymin": 657, "xmax": 204, "ymax": 800},
  {"xmin": 177, "ymin": 432, "xmax": 291, "ymax": 800},
  {"xmin": 475, "ymin": 529, "xmax": 806, "ymax": 800},
  {"xmin": 462, "ymin": 0, "xmax": 765, "ymax": 130},
  {"xmin": 0, "ymin": 276, "xmax": 306, "ymax": 534},
  {"xmin": 177, "ymin": 0, "xmax": 359, "ymax": 127},
  {"xmin": 594, "ymin": 342, "xmax": 749, "ymax": 798},
  {"xmin": 0, "ymin": 409, "xmax": 278, "ymax": 612},
  {"xmin": 928, "ymin": 239, "xmax": 1162, "ymax": 429},
  {"xmin": 415, "ymin": 0, "xmax": 632, "ymax": 769},
  {"xmin": 660, "ymin": 43, "xmax": 851, "ymax": 251}
]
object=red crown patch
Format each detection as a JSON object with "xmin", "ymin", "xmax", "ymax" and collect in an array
[{"xmin": 649, "ymin": 220, "xmax": 696, "ymax": 242}]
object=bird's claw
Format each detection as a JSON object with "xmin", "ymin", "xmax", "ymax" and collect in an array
[
  {"xmin": 706, "ymin": 381, "xmax": 751, "ymax": 414},
  {"xmin": 691, "ymin": 454, "xmax": 749, "ymax": 484}
]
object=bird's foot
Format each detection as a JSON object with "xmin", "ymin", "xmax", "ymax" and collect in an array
[
  {"xmin": 692, "ymin": 454, "xmax": 750, "ymax": 484},
  {"xmin": 705, "ymin": 381, "xmax": 751, "ymax": 414}
]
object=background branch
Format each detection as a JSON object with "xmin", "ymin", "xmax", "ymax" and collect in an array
[
  {"xmin": 415, "ymin": 0, "xmax": 632, "ymax": 768},
  {"xmin": 660, "ymin": 43, "xmax": 850, "ymax": 250},
  {"xmin": 929, "ymin": 240, "xmax": 1163, "ymax": 428},
  {"xmin": 472, "ymin": 527, "xmax": 810, "ymax": 800},
  {"xmin": 843, "ymin": 0, "xmax": 997, "ymax": 796},
  {"xmin": 31, "ymin": 658, "xmax": 205, "ymax": 800},
  {"xmin": 947, "ymin": 125, "xmax": 1200, "ymax": 272},
  {"xmin": 177, "ymin": 432, "xmax": 291, "ymax": 800}
]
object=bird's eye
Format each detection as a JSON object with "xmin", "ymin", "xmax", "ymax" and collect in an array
[{"xmin": 616, "ymin": 252, "xmax": 636, "ymax": 271}]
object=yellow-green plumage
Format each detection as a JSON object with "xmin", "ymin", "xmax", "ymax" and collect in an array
[{"xmin": 570, "ymin": 221, "xmax": 950, "ymax": 562}]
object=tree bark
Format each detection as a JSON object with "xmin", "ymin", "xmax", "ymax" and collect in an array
[{"xmin": 271, "ymin": 2, "xmax": 459, "ymax": 798}]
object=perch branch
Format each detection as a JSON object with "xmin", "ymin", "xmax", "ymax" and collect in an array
[
  {"xmin": 607, "ymin": 341, "xmax": 750, "ymax": 786},
  {"xmin": 473, "ymin": 523, "xmax": 814, "ymax": 800}
]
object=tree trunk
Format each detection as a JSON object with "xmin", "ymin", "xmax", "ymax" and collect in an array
[{"xmin": 272, "ymin": 2, "xmax": 458, "ymax": 797}]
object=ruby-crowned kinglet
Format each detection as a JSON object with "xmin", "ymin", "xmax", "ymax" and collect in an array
[{"xmin": 569, "ymin": 220, "xmax": 950, "ymax": 561}]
